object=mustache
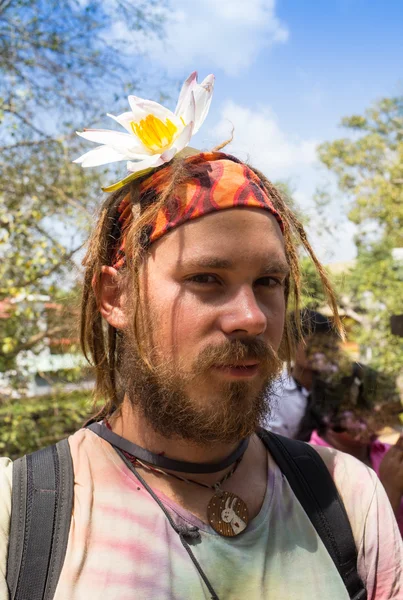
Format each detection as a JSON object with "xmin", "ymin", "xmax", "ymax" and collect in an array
[{"xmin": 192, "ymin": 338, "xmax": 280, "ymax": 374}]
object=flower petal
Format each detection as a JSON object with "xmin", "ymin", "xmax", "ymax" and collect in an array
[
  {"xmin": 160, "ymin": 146, "xmax": 178, "ymax": 163},
  {"xmin": 171, "ymin": 122, "xmax": 194, "ymax": 155},
  {"xmin": 180, "ymin": 91, "xmax": 196, "ymax": 130},
  {"xmin": 102, "ymin": 146, "xmax": 183, "ymax": 193},
  {"xmin": 77, "ymin": 129, "xmax": 145, "ymax": 154},
  {"xmin": 73, "ymin": 145, "xmax": 129, "ymax": 168},
  {"xmin": 192, "ymin": 74, "xmax": 215, "ymax": 133},
  {"xmin": 128, "ymin": 96, "xmax": 180, "ymax": 127},
  {"xmin": 126, "ymin": 152, "xmax": 166, "ymax": 174},
  {"xmin": 107, "ymin": 111, "xmax": 139, "ymax": 135},
  {"xmin": 175, "ymin": 71, "xmax": 197, "ymax": 117},
  {"xmin": 124, "ymin": 98, "xmax": 151, "ymax": 123}
]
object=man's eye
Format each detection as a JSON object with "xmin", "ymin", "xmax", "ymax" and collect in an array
[
  {"xmin": 188, "ymin": 274, "xmax": 219, "ymax": 284},
  {"xmin": 255, "ymin": 276, "xmax": 282, "ymax": 288}
]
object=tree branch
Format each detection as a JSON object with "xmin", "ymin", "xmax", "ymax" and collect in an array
[
  {"xmin": 16, "ymin": 242, "xmax": 84, "ymax": 288},
  {"xmin": 0, "ymin": 0, "xmax": 12, "ymax": 16},
  {"xmin": 0, "ymin": 138, "xmax": 57, "ymax": 152},
  {"xmin": 0, "ymin": 326, "xmax": 65, "ymax": 359},
  {"xmin": 3, "ymin": 105, "xmax": 52, "ymax": 139}
]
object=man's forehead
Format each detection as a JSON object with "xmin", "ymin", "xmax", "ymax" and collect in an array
[
  {"xmin": 178, "ymin": 254, "xmax": 290, "ymax": 274},
  {"xmin": 155, "ymin": 207, "xmax": 283, "ymax": 246},
  {"xmin": 150, "ymin": 207, "xmax": 287, "ymax": 270}
]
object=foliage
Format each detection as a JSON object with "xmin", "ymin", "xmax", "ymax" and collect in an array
[
  {"xmin": 343, "ymin": 243, "xmax": 403, "ymax": 375},
  {"xmin": 317, "ymin": 96, "xmax": 403, "ymax": 376},
  {"xmin": 0, "ymin": 284, "xmax": 81, "ymax": 377},
  {"xmin": 300, "ymin": 256, "xmax": 335, "ymax": 310},
  {"xmin": 0, "ymin": 390, "xmax": 93, "ymax": 460},
  {"xmin": 0, "ymin": 0, "xmax": 165, "ymax": 127},
  {"xmin": 0, "ymin": 0, "xmax": 167, "ymax": 373},
  {"xmin": 318, "ymin": 96, "xmax": 403, "ymax": 247}
]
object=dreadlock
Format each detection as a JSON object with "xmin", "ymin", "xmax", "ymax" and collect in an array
[{"xmin": 80, "ymin": 155, "xmax": 343, "ymax": 419}]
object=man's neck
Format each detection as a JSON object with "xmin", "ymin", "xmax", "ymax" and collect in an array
[
  {"xmin": 108, "ymin": 396, "xmax": 269, "ymax": 522},
  {"xmin": 291, "ymin": 365, "xmax": 313, "ymax": 391},
  {"xmin": 109, "ymin": 396, "xmax": 241, "ymax": 469}
]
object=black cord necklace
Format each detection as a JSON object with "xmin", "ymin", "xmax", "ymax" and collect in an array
[
  {"xmin": 88, "ymin": 422, "xmax": 249, "ymax": 473},
  {"xmin": 88, "ymin": 421, "xmax": 250, "ymax": 537}
]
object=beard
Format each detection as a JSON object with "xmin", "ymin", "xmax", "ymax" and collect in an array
[{"xmin": 119, "ymin": 334, "xmax": 283, "ymax": 445}]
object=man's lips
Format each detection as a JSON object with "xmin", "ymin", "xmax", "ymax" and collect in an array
[{"xmin": 212, "ymin": 362, "xmax": 260, "ymax": 378}]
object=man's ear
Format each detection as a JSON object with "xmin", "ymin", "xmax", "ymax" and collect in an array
[{"xmin": 97, "ymin": 266, "xmax": 128, "ymax": 330}]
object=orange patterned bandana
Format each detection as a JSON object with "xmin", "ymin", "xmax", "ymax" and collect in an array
[{"xmin": 111, "ymin": 152, "xmax": 284, "ymax": 269}]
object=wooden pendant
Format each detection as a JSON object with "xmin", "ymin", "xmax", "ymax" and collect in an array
[{"xmin": 207, "ymin": 490, "xmax": 249, "ymax": 537}]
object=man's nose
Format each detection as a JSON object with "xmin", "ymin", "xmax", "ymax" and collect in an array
[{"xmin": 219, "ymin": 286, "xmax": 267, "ymax": 337}]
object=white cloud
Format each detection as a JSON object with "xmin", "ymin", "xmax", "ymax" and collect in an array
[
  {"xmin": 109, "ymin": 0, "xmax": 288, "ymax": 76},
  {"xmin": 206, "ymin": 100, "xmax": 318, "ymax": 180},
  {"xmin": 203, "ymin": 101, "xmax": 357, "ymax": 261}
]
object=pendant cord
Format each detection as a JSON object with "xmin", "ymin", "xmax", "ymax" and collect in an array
[
  {"xmin": 114, "ymin": 447, "xmax": 220, "ymax": 600},
  {"xmin": 127, "ymin": 454, "xmax": 243, "ymax": 490}
]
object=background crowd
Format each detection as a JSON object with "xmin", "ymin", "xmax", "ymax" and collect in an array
[{"xmin": 268, "ymin": 309, "xmax": 403, "ymax": 535}]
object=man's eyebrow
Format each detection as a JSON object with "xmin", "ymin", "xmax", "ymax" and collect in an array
[
  {"xmin": 181, "ymin": 256, "xmax": 290, "ymax": 274},
  {"xmin": 261, "ymin": 260, "xmax": 291, "ymax": 276},
  {"xmin": 182, "ymin": 257, "xmax": 233, "ymax": 270}
]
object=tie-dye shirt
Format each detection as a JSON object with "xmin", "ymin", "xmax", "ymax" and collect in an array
[
  {"xmin": 310, "ymin": 429, "xmax": 403, "ymax": 537},
  {"xmin": 0, "ymin": 428, "xmax": 402, "ymax": 600}
]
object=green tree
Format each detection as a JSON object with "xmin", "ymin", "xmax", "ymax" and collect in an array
[
  {"xmin": 299, "ymin": 256, "xmax": 333, "ymax": 310},
  {"xmin": 0, "ymin": 0, "xmax": 166, "ymax": 375},
  {"xmin": 0, "ymin": 390, "xmax": 92, "ymax": 459},
  {"xmin": 318, "ymin": 96, "xmax": 403, "ymax": 375}
]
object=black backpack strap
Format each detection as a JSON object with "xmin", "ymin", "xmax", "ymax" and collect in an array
[
  {"xmin": 7, "ymin": 439, "xmax": 74, "ymax": 600},
  {"xmin": 258, "ymin": 429, "xmax": 367, "ymax": 600}
]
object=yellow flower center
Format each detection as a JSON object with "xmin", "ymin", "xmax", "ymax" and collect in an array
[{"xmin": 131, "ymin": 114, "xmax": 178, "ymax": 153}]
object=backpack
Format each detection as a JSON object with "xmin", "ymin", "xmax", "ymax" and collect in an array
[{"xmin": 6, "ymin": 428, "xmax": 367, "ymax": 600}]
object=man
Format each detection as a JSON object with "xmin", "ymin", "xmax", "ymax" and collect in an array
[
  {"xmin": 0, "ymin": 151, "xmax": 402, "ymax": 600},
  {"xmin": 268, "ymin": 309, "xmax": 337, "ymax": 440}
]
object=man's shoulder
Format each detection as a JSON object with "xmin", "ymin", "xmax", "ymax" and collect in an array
[
  {"xmin": 0, "ymin": 456, "xmax": 12, "ymax": 481},
  {"xmin": 310, "ymin": 443, "xmax": 378, "ymax": 500},
  {"xmin": 0, "ymin": 428, "xmax": 91, "ymax": 541},
  {"xmin": 0, "ymin": 430, "xmax": 92, "ymax": 598},
  {"xmin": 311, "ymin": 443, "xmax": 403, "ymax": 597},
  {"xmin": 0, "ymin": 457, "xmax": 13, "ymax": 521},
  {"xmin": 309, "ymin": 444, "xmax": 379, "ymax": 547},
  {"xmin": 310, "ymin": 443, "xmax": 376, "ymax": 483},
  {"xmin": 0, "ymin": 457, "xmax": 13, "ymax": 598}
]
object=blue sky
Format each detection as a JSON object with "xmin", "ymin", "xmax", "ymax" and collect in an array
[{"xmin": 110, "ymin": 0, "xmax": 402, "ymax": 262}]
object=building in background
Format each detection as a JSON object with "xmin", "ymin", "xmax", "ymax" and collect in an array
[{"xmin": 0, "ymin": 294, "xmax": 91, "ymax": 398}]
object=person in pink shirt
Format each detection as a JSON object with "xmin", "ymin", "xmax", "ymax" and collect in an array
[{"xmin": 310, "ymin": 409, "xmax": 403, "ymax": 536}]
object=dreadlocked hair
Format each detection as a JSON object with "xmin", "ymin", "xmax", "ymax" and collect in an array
[
  {"xmin": 80, "ymin": 155, "xmax": 344, "ymax": 420},
  {"xmin": 248, "ymin": 165, "xmax": 343, "ymax": 363}
]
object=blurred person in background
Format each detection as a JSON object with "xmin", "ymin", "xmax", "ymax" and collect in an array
[
  {"xmin": 269, "ymin": 309, "xmax": 403, "ymax": 535},
  {"xmin": 306, "ymin": 353, "xmax": 403, "ymax": 536},
  {"xmin": 268, "ymin": 309, "xmax": 336, "ymax": 439},
  {"xmin": 311, "ymin": 412, "xmax": 403, "ymax": 536}
]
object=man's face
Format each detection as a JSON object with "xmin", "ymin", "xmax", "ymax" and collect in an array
[{"xmin": 121, "ymin": 207, "xmax": 288, "ymax": 442}]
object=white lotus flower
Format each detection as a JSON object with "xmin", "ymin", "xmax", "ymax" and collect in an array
[{"xmin": 74, "ymin": 71, "xmax": 215, "ymax": 191}]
